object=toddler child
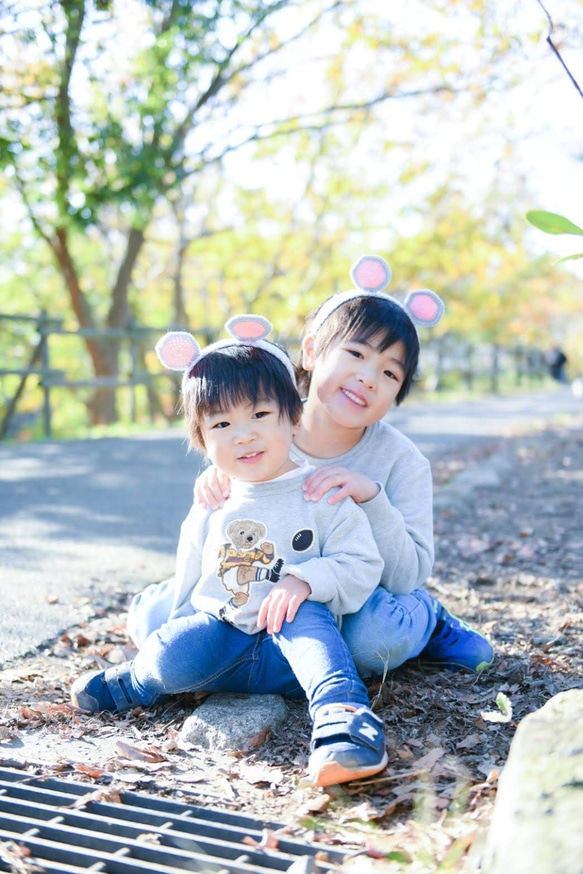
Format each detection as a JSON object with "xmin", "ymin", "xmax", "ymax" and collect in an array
[{"xmin": 72, "ymin": 316, "xmax": 388, "ymax": 787}]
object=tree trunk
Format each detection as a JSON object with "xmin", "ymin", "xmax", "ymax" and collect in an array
[{"xmin": 50, "ymin": 225, "xmax": 147, "ymax": 425}]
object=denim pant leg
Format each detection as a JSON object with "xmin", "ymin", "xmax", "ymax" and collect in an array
[
  {"xmin": 131, "ymin": 611, "xmax": 304, "ymax": 707},
  {"xmin": 260, "ymin": 601, "xmax": 370, "ymax": 721},
  {"xmin": 128, "ymin": 576, "xmax": 195, "ymax": 648},
  {"xmin": 341, "ymin": 587, "xmax": 437, "ymax": 676}
]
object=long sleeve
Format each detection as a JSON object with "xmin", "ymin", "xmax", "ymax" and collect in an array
[
  {"xmin": 171, "ymin": 503, "xmax": 210, "ymax": 614},
  {"xmin": 283, "ymin": 495, "xmax": 384, "ymax": 617},
  {"xmin": 127, "ymin": 504, "xmax": 209, "ymax": 647},
  {"xmin": 360, "ymin": 454, "xmax": 434, "ymax": 595}
]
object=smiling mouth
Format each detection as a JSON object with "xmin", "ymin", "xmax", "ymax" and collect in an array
[
  {"xmin": 238, "ymin": 451, "xmax": 264, "ymax": 462},
  {"xmin": 341, "ymin": 388, "xmax": 367, "ymax": 407}
]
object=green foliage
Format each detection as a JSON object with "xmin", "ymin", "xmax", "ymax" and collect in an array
[
  {"xmin": 526, "ymin": 210, "xmax": 583, "ymax": 236},
  {"xmin": 481, "ymin": 691, "xmax": 513, "ymax": 724},
  {"xmin": 526, "ymin": 210, "xmax": 583, "ymax": 264}
]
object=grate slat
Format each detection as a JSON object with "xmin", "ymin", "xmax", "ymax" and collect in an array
[{"xmin": 0, "ymin": 769, "xmax": 342, "ymax": 874}]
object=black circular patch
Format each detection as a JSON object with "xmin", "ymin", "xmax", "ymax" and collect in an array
[{"xmin": 291, "ymin": 528, "xmax": 314, "ymax": 552}]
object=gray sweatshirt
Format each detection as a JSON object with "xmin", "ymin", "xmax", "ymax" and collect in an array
[
  {"xmin": 290, "ymin": 420, "xmax": 434, "ymax": 595},
  {"xmin": 170, "ymin": 464, "xmax": 384, "ymax": 635}
]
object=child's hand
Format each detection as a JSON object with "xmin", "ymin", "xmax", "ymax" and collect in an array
[
  {"xmin": 194, "ymin": 466, "xmax": 231, "ymax": 510},
  {"xmin": 257, "ymin": 575, "xmax": 311, "ymax": 635},
  {"xmin": 302, "ymin": 466, "xmax": 380, "ymax": 505}
]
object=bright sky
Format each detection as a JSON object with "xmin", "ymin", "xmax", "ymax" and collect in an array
[{"xmin": 2, "ymin": 0, "xmax": 583, "ymax": 273}]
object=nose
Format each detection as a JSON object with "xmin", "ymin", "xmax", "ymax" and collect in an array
[
  {"xmin": 233, "ymin": 423, "xmax": 256, "ymax": 443},
  {"xmin": 356, "ymin": 364, "xmax": 376, "ymax": 391}
]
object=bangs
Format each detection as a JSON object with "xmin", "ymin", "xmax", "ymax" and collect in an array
[
  {"xmin": 338, "ymin": 299, "xmax": 411, "ymax": 355},
  {"xmin": 181, "ymin": 345, "xmax": 303, "ymax": 450},
  {"xmin": 298, "ymin": 295, "xmax": 420, "ymax": 405},
  {"xmin": 191, "ymin": 355, "xmax": 274, "ymax": 417}
]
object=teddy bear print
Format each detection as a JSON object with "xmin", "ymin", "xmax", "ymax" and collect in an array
[{"xmin": 216, "ymin": 519, "xmax": 284, "ymax": 607}]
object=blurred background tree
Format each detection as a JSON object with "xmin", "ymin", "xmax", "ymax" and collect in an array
[{"xmin": 1, "ymin": 0, "xmax": 582, "ymax": 432}]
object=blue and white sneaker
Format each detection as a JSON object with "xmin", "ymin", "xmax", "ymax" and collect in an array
[
  {"xmin": 307, "ymin": 704, "xmax": 388, "ymax": 787},
  {"xmin": 71, "ymin": 661, "xmax": 140, "ymax": 713},
  {"xmin": 421, "ymin": 602, "xmax": 494, "ymax": 673}
]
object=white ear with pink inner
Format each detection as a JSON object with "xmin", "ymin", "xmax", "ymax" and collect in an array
[
  {"xmin": 350, "ymin": 255, "xmax": 392, "ymax": 293},
  {"xmin": 155, "ymin": 332, "xmax": 201, "ymax": 372},
  {"xmin": 404, "ymin": 290, "xmax": 444, "ymax": 328},
  {"xmin": 225, "ymin": 315, "xmax": 273, "ymax": 343}
]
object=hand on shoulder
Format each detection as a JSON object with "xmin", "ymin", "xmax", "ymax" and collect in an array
[
  {"xmin": 302, "ymin": 466, "xmax": 380, "ymax": 505},
  {"xmin": 194, "ymin": 465, "xmax": 231, "ymax": 510}
]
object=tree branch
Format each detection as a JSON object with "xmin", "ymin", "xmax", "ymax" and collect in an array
[
  {"xmin": 185, "ymin": 84, "xmax": 456, "ymax": 174},
  {"xmin": 107, "ymin": 227, "xmax": 146, "ymax": 328},
  {"xmin": 170, "ymin": 0, "xmax": 292, "ymax": 150},
  {"xmin": 55, "ymin": 0, "xmax": 85, "ymax": 220},
  {"xmin": 224, "ymin": 1, "xmax": 343, "ymax": 94},
  {"xmin": 536, "ymin": 0, "xmax": 583, "ymax": 101},
  {"xmin": 13, "ymin": 170, "xmax": 53, "ymax": 247}
]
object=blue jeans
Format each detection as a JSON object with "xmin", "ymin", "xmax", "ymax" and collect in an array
[
  {"xmin": 129, "ymin": 579, "xmax": 437, "ymax": 678},
  {"xmin": 131, "ymin": 601, "xmax": 369, "ymax": 720}
]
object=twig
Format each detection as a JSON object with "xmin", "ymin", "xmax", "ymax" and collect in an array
[{"xmin": 535, "ymin": 0, "xmax": 583, "ymax": 101}]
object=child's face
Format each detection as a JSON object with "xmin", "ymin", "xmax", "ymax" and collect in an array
[
  {"xmin": 201, "ymin": 399, "xmax": 297, "ymax": 483},
  {"xmin": 302, "ymin": 333, "xmax": 406, "ymax": 429}
]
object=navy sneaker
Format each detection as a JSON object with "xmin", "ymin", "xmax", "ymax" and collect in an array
[
  {"xmin": 71, "ymin": 662, "xmax": 139, "ymax": 714},
  {"xmin": 307, "ymin": 705, "xmax": 388, "ymax": 787},
  {"xmin": 421, "ymin": 602, "xmax": 493, "ymax": 673}
]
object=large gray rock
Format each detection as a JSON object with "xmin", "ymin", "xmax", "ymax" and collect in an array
[
  {"xmin": 180, "ymin": 693, "xmax": 288, "ymax": 751},
  {"xmin": 482, "ymin": 689, "xmax": 583, "ymax": 874}
]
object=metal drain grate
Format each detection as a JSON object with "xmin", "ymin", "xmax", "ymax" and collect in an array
[{"xmin": 0, "ymin": 767, "xmax": 346, "ymax": 873}]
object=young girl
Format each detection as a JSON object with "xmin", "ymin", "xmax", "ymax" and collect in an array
[
  {"xmin": 130, "ymin": 255, "xmax": 493, "ymax": 676},
  {"xmin": 72, "ymin": 317, "xmax": 388, "ymax": 787}
]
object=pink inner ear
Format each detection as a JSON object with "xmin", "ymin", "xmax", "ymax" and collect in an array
[
  {"xmin": 231, "ymin": 319, "xmax": 267, "ymax": 341},
  {"xmin": 160, "ymin": 335, "xmax": 198, "ymax": 369},
  {"xmin": 353, "ymin": 258, "xmax": 388, "ymax": 291},
  {"xmin": 409, "ymin": 294, "xmax": 439, "ymax": 322}
]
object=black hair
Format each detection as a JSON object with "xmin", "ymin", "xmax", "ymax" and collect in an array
[
  {"xmin": 297, "ymin": 295, "xmax": 420, "ymax": 405},
  {"xmin": 182, "ymin": 343, "xmax": 303, "ymax": 451}
]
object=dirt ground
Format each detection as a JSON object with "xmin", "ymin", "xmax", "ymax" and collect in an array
[{"xmin": 2, "ymin": 418, "xmax": 583, "ymax": 872}]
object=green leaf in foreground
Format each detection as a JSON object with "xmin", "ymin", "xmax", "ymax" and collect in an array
[
  {"xmin": 558, "ymin": 253, "xmax": 583, "ymax": 263},
  {"xmin": 481, "ymin": 691, "xmax": 513, "ymax": 724},
  {"xmin": 526, "ymin": 210, "xmax": 583, "ymax": 236}
]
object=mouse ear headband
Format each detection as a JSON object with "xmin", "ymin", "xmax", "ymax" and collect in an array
[
  {"xmin": 310, "ymin": 254, "xmax": 444, "ymax": 334},
  {"xmin": 155, "ymin": 315, "xmax": 297, "ymax": 385}
]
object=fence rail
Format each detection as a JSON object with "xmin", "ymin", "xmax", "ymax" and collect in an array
[{"xmin": 0, "ymin": 311, "xmax": 550, "ymax": 439}]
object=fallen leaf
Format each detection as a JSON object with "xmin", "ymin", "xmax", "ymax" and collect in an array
[
  {"xmin": 240, "ymin": 727, "xmax": 272, "ymax": 751},
  {"xmin": 243, "ymin": 828, "xmax": 279, "ymax": 851},
  {"xmin": 415, "ymin": 747, "xmax": 445, "ymax": 770},
  {"xmin": 0, "ymin": 839, "xmax": 44, "ymax": 873},
  {"xmin": 71, "ymin": 786, "xmax": 123, "ymax": 808},
  {"xmin": 298, "ymin": 793, "xmax": 331, "ymax": 815},
  {"xmin": 456, "ymin": 733, "xmax": 481, "ymax": 750},
  {"xmin": 74, "ymin": 764, "xmax": 107, "ymax": 778},
  {"xmin": 0, "ymin": 726, "xmax": 17, "ymax": 743},
  {"xmin": 239, "ymin": 764, "xmax": 284, "ymax": 785},
  {"xmin": 20, "ymin": 702, "xmax": 74, "ymax": 723},
  {"xmin": 115, "ymin": 740, "xmax": 167, "ymax": 763}
]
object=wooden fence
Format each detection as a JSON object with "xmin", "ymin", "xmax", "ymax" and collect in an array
[{"xmin": 0, "ymin": 312, "xmax": 549, "ymax": 439}]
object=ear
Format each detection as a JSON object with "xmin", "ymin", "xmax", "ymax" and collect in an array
[
  {"xmin": 155, "ymin": 332, "xmax": 201, "ymax": 371},
  {"xmin": 404, "ymin": 290, "xmax": 444, "ymax": 328},
  {"xmin": 225, "ymin": 314, "xmax": 272, "ymax": 342},
  {"xmin": 350, "ymin": 255, "xmax": 392, "ymax": 293},
  {"xmin": 301, "ymin": 334, "xmax": 317, "ymax": 371}
]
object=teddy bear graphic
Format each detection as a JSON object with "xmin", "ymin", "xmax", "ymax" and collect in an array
[{"xmin": 216, "ymin": 519, "xmax": 284, "ymax": 608}]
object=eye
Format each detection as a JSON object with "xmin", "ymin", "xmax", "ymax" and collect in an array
[
  {"xmin": 212, "ymin": 420, "xmax": 230, "ymax": 429},
  {"xmin": 384, "ymin": 370, "xmax": 399, "ymax": 381},
  {"xmin": 347, "ymin": 348, "xmax": 363, "ymax": 359},
  {"xmin": 253, "ymin": 410, "xmax": 271, "ymax": 419}
]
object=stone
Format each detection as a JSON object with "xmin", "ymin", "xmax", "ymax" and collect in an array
[
  {"xmin": 482, "ymin": 689, "xmax": 583, "ymax": 874},
  {"xmin": 180, "ymin": 693, "xmax": 288, "ymax": 751}
]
